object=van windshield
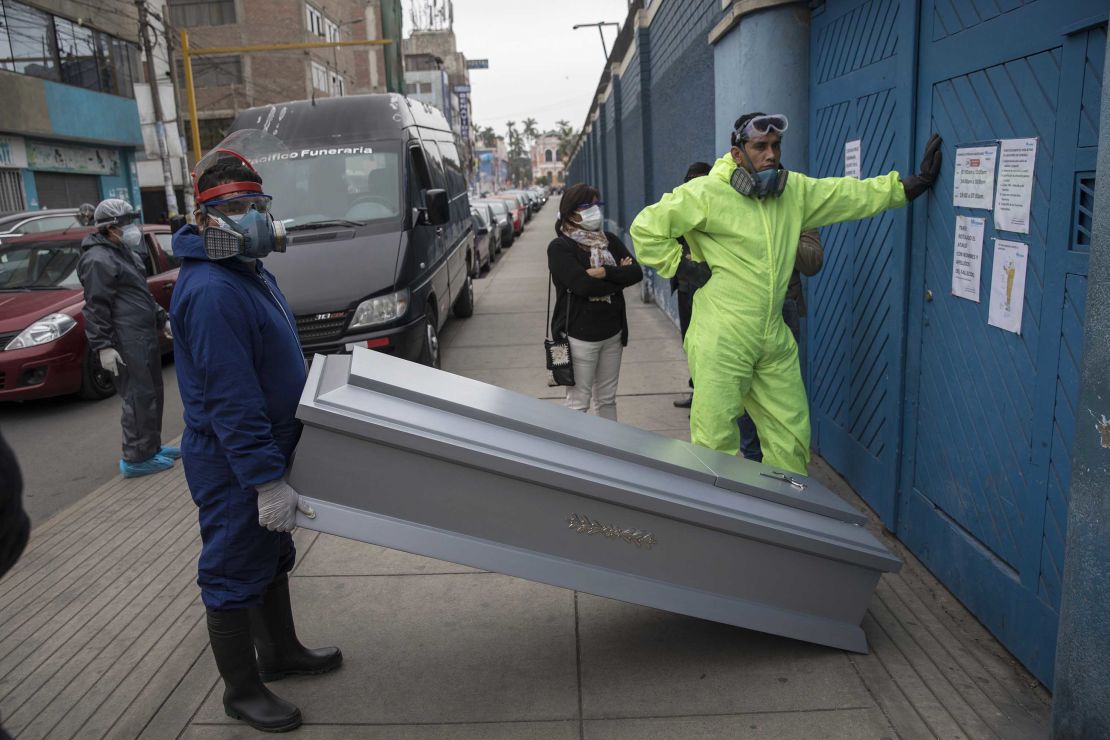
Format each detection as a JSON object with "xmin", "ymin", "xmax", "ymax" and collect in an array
[{"xmin": 251, "ymin": 140, "xmax": 402, "ymax": 229}]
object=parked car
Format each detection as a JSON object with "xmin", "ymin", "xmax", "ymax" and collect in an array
[
  {"xmin": 508, "ymin": 190, "xmax": 536, "ymax": 219},
  {"xmin": 0, "ymin": 208, "xmax": 83, "ymax": 245},
  {"xmin": 0, "ymin": 224, "xmax": 176, "ymax": 402},
  {"xmin": 470, "ymin": 205, "xmax": 500, "ymax": 277},
  {"xmin": 474, "ymin": 199, "xmax": 514, "ymax": 247},
  {"xmin": 491, "ymin": 194, "xmax": 526, "ymax": 236},
  {"xmin": 223, "ymin": 94, "xmax": 476, "ymax": 369}
]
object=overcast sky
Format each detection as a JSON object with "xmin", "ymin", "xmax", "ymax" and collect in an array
[{"xmin": 402, "ymin": 0, "xmax": 632, "ymax": 138}]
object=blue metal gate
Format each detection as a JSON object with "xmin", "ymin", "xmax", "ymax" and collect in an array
[
  {"xmin": 899, "ymin": 0, "xmax": 1103, "ymax": 685},
  {"xmin": 807, "ymin": 0, "xmax": 917, "ymax": 527},
  {"xmin": 809, "ymin": 0, "xmax": 1104, "ymax": 685}
]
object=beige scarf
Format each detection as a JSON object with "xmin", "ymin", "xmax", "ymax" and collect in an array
[{"xmin": 562, "ymin": 224, "xmax": 616, "ymax": 303}]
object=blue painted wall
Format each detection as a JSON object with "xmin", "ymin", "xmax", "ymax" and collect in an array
[
  {"xmin": 714, "ymin": 6, "xmax": 811, "ymax": 171},
  {"xmin": 43, "ymin": 82, "xmax": 142, "ymax": 147}
]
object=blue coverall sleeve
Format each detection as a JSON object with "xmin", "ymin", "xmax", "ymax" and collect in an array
[
  {"xmin": 629, "ymin": 185, "xmax": 709, "ymax": 279},
  {"xmin": 187, "ymin": 283, "xmax": 287, "ymax": 489},
  {"xmin": 797, "ymin": 171, "xmax": 907, "ymax": 231}
]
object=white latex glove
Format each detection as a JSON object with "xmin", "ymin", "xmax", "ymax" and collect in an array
[
  {"xmin": 256, "ymin": 479, "xmax": 315, "ymax": 532},
  {"xmin": 163, "ymin": 320, "xmax": 173, "ymax": 341},
  {"xmin": 98, "ymin": 348, "xmax": 125, "ymax": 376}
]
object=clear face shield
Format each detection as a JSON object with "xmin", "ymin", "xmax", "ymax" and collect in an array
[{"xmin": 192, "ymin": 130, "xmax": 289, "ymax": 260}]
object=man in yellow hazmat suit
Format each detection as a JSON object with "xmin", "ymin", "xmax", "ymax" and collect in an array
[{"xmin": 630, "ymin": 113, "xmax": 941, "ymax": 475}]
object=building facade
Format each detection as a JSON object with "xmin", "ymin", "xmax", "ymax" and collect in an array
[
  {"xmin": 531, "ymin": 132, "xmax": 564, "ymax": 185},
  {"xmin": 403, "ymin": 29, "xmax": 473, "ymax": 173},
  {"xmin": 567, "ymin": 0, "xmax": 1107, "ymax": 695},
  {"xmin": 168, "ymin": 0, "xmax": 397, "ymax": 161},
  {"xmin": 0, "ymin": 0, "xmax": 145, "ymax": 212}
]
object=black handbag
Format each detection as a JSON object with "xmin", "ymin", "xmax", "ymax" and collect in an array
[{"xmin": 544, "ymin": 275, "xmax": 575, "ymax": 386}]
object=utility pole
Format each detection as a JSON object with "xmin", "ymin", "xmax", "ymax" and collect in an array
[
  {"xmin": 161, "ymin": 22, "xmax": 195, "ymax": 221},
  {"xmin": 136, "ymin": 0, "xmax": 180, "ymax": 220}
]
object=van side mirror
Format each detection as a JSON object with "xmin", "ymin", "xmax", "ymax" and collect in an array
[{"xmin": 423, "ymin": 189, "xmax": 450, "ymax": 226}]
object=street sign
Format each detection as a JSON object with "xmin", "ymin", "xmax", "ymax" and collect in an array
[{"xmin": 466, "ymin": 59, "xmax": 488, "ymax": 69}]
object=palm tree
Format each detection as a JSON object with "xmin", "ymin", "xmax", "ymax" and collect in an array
[
  {"xmin": 555, "ymin": 119, "xmax": 576, "ymax": 163},
  {"xmin": 522, "ymin": 117, "xmax": 539, "ymax": 149},
  {"xmin": 478, "ymin": 126, "xmax": 498, "ymax": 148}
]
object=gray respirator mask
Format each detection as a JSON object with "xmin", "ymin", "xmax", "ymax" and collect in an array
[
  {"xmin": 730, "ymin": 158, "xmax": 789, "ymax": 200},
  {"xmin": 202, "ymin": 207, "xmax": 288, "ymax": 261}
]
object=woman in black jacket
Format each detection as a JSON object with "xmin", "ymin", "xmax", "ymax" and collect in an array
[{"xmin": 548, "ymin": 184, "xmax": 642, "ymax": 420}]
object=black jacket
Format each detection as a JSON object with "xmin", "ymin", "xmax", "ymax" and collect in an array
[
  {"xmin": 0, "ymin": 429, "xmax": 29, "ymax": 581},
  {"xmin": 76, "ymin": 232, "xmax": 166, "ymax": 352},
  {"xmin": 547, "ymin": 232, "xmax": 642, "ymax": 345}
]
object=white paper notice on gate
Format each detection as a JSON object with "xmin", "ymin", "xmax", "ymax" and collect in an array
[
  {"xmin": 952, "ymin": 145, "xmax": 997, "ymax": 209},
  {"xmin": 951, "ymin": 215, "xmax": 985, "ymax": 301},
  {"xmin": 993, "ymin": 138, "xmax": 1037, "ymax": 233},
  {"xmin": 844, "ymin": 139, "xmax": 861, "ymax": 178},
  {"xmin": 988, "ymin": 239, "xmax": 1028, "ymax": 334}
]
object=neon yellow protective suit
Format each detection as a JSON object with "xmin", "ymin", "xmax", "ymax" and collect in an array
[{"xmin": 630, "ymin": 154, "xmax": 906, "ymax": 474}]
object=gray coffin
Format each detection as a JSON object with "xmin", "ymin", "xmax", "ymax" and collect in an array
[{"xmin": 289, "ymin": 349, "xmax": 901, "ymax": 653}]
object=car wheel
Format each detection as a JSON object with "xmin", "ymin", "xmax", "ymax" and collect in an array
[
  {"xmin": 470, "ymin": 252, "xmax": 482, "ymax": 279},
  {"xmin": 453, "ymin": 274, "xmax": 475, "ymax": 318},
  {"xmin": 418, "ymin": 311, "xmax": 441, "ymax": 369},
  {"xmin": 78, "ymin": 348, "xmax": 116, "ymax": 400},
  {"xmin": 489, "ymin": 240, "xmax": 497, "ymax": 264},
  {"xmin": 503, "ymin": 231, "xmax": 514, "ymax": 247}
]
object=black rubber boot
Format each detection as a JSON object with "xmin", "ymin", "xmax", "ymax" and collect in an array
[
  {"xmin": 251, "ymin": 573, "xmax": 343, "ymax": 682},
  {"xmin": 206, "ymin": 608, "xmax": 302, "ymax": 733}
]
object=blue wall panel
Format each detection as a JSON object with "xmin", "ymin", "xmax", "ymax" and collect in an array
[
  {"xmin": 807, "ymin": 0, "xmax": 915, "ymax": 526},
  {"xmin": 897, "ymin": 1, "xmax": 1102, "ymax": 686},
  {"xmin": 44, "ymin": 82, "xmax": 142, "ymax": 146}
]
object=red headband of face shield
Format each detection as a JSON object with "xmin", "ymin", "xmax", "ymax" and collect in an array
[{"xmin": 192, "ymin": 147, "xmax": 264, "ymax": 204}]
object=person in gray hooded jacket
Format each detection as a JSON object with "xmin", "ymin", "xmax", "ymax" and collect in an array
[{"xmin": 77, "ymin": 199, "xmax": 180, "ymax": 478}]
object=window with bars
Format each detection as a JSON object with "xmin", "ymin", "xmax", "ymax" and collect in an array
[
  {"xmin": 176, "ymin": 55, "xmax": 242, "ymax": 87},
  {"xmin": 185, "ymin": 117, "xmax": 233, "ymax": 150},
  {"xmin": 167, "ymin": 0, "xmax": 236, "ymax": 27}
]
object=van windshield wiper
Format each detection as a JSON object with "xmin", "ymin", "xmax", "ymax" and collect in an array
[{"xmin": 286, "ymin": 219, "xmax": 363, "ymax": 232}]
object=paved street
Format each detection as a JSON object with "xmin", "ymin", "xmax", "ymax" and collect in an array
[
  {"xmin": 0, "ymin": 204, "xmax": 1053, "ymax": 739},
  {"xmin": 1, "ymin": 364, "xmax": 185, "ymax": 525}
]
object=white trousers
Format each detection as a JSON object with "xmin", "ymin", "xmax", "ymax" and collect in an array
[{"xmin": 565, "ymin": 332, "xmax": 624, "ymax": 421}]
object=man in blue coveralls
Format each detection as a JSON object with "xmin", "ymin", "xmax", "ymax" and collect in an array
[{"xmin": 171, "ymin": 135, "xmax": 341, "ymax": 733}]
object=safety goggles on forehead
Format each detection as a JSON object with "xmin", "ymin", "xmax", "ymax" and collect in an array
[
  {"xmin": 738, "ymin": 114, "xmax": 789, "ymax": 141},
  {"xmin": 575, "ymin": 200, "xmax": 605, "ymax": 210},
  {"xmin": 202, "ymin": 193, "xmax": 274, "ymax": 215}
]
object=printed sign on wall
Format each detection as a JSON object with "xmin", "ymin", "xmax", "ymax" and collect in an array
[
  {"xmin": 27, "ymin": 142, "xmax": 119, "ymax": 176},
  {"xmin": 993, "ymin": 138, "xmax": 1037, "ymax": 233},
  {"xmin": 951, "ymin": 215, "xmax": 985, "ymax": 302},
  {"xmin": 988, "ymin": 239, "xmax": 1028, "ymax": 334},
  {"xmin": 952, "ymin": 145, "xmax": 997, "ymax": 209},
  {"xmin": 844, "ymin": 139, "xmax": 861, "ymax": 178}
]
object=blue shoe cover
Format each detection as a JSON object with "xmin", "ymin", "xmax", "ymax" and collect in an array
[
  {"xmin": 159, "ymin": 445, "xmax": 182, "ymax": 460},
  {"xmin": 119, "ymin": 454, "xmax": 174, "ymax": 478}
]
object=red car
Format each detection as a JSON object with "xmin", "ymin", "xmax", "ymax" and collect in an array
[
  {"xmin": 490, "ymin": 194, "xmax": 526, "ymax": 235},
  {"xmin": 0, "ymin": 224, "xmax": 177, "ymax": 402}
]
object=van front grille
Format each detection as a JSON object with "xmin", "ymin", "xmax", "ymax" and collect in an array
[{"xmin": 295, "ymin": 311, "xmax": 351, "ymax": 344}]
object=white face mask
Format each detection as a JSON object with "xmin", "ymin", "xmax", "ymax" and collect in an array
[
  {"xmin": 120, "ymin": 224, "xmax": 143, "ymax": 249},
  {"xmin": 577, "ymin": 205, "xmax": 602, "ymax": 231}
]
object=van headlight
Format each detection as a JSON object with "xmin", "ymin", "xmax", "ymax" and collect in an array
[
  {"xmin": 5, "ymin": 313, "xmax": 77, "ymax": 350},
  {"xmin": 349, "ymin": 289, "xmax": 410, "ymax": 330}
]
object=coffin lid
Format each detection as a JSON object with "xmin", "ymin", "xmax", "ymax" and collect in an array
[{"xmin": 343, "ymin": 349, "xmax": 866, "ymax": 524}]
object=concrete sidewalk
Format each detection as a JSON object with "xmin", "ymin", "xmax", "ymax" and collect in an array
[{"xmin": 0, "ymin": 205, "xmax": 1051, "ymax": 739}]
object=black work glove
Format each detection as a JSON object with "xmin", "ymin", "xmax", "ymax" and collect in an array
[
  {"xmin": 902, "ymin": 133, "xmax": 942, "ymax": 201},
  {"xmin": 675, "ymin": 257, "xmax": 712, "ymax": 290}
]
